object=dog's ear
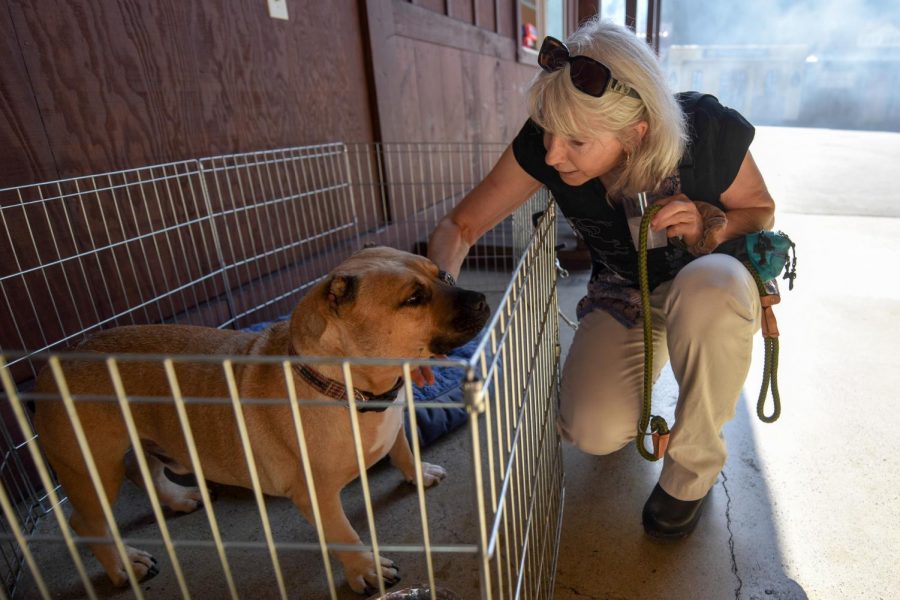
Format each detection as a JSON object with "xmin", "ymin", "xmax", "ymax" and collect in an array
[{"xmin": 326, "ymin": 275, "xmax": 358, "ymax": 311}]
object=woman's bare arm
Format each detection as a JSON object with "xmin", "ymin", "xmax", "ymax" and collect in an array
[
  {"xmin": 428, "ymin": 145, "xmax": 542, "ymax": 278},
  {"xmin": 715, "ymin": 150, "xmax": 776, "ymax": 242}
]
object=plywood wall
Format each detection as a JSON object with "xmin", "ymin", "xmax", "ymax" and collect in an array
[
  {"xmin": 1, "ymin": 0, "xmax": 542, "ymax": 185},
  {"xmin": 0, "ymin": 0, "xmax": 376, "ymax": 188},
  {"xmin": 366, "ymin": 0, "xmax": 536, "ymax": 143}
]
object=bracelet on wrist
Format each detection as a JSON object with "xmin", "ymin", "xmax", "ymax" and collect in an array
[
  {"xmin": 687, "ymin": 201, "xmax": 727, "ymax": 256},
  {"xmin": 437, "ymin": 270, "xmax": 456, "ymax": 286}
]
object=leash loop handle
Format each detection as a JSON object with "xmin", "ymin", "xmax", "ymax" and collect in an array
[{"xmin": 744, "ymin": 262, "xmax": 783, "ymax": 423}]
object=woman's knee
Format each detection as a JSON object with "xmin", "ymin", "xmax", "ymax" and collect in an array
[
  {"xmin": 557, "ymin": 416, "xmax": 634, "ymax": 455},
  {"xmin": 556, "ymin": 310, "xmax": 646, "ymax": 456},
  {"xmin": 667, "ymin": 255, "xmax": 759, "ymax": 326},
  {"xmin": 557, "ymin": 391, "xmax": 636, "ymax": 455}
]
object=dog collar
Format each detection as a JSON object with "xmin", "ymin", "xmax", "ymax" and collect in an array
[{"xmin": 289, "ymin": 351, "xmax": 402, "ymax": 413}]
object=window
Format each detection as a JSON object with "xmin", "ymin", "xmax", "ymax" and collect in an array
[
  {"xmin": 659, "ymin": 0, "xmax": 900, "ymax": 131},
  {"xmin": 519, "ymin": 0, "xmax": 566, "ymax": 61},
  {"xmin": 600, "ymin": 0, "xmax": 626, "ymax": 26}
]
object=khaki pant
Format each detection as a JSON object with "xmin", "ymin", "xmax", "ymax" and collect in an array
[{"xmin": 558, "ymin": 254, "xmax": 761, "ymax": 501}]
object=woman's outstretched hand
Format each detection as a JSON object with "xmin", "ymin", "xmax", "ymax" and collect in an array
[{"xmin": 410, "ymin": 355, "xmax": 449, "ymax": 387}]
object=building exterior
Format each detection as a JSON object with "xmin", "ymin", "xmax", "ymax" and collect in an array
[{"xmin": 1, "ymin": 0, "xmax": 575, "ymax": 190}]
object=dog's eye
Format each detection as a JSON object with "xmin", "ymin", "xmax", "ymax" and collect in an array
[{"xmin": 402, "ymin": 285, "xmax": 429, "ymax": 307}]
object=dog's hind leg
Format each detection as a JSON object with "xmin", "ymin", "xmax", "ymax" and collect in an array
[
  {"xmin": 52, "ymin": 447, "xmax": 160, "ymax": 587},
  {"xmin": 291, "ymin": 486, "xmax": 400, "ymax": 595},
  {"xmin": 124, "ymin": 449, "xmax": 204, "ymax": 513}
]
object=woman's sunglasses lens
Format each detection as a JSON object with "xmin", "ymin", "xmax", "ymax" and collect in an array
[
  {"xmin": 569, "ymin": 57, "xmax": 609, "ymax": 97},
  {"xmin": 538, "ymin": 38, "xmax": 569, "ymax": 71}
]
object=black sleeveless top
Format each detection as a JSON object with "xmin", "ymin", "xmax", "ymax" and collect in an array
[{"xmin": 512, "ymin": 92, "xmax": 754, "ymax": 325}]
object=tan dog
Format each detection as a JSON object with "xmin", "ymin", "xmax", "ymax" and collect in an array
[{"xmin": 33, "ymin": 246, "xmax": 489, "ymax": 594}]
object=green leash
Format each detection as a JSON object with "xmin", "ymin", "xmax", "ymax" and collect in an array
[
  {"xmin": 743, "ymin": 265, "xmax": 782, "ymax": 423},
  {"xmin": 635, "ymin": 206, "xmax": 782, "ymax": 462},
  {"xmin": 636, "ymin": 205, "xmax": 669, "ymax": 462}
]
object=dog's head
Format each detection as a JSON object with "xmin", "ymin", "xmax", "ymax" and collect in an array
[{"xmin": 290, "ymin": 246, "xmax": 490, "ymax": 361}]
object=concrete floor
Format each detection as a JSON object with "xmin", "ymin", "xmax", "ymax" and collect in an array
[
  {"xmin": 552, "ymin": 125, "xmax": 900, "ymax": 599},
  {"xmin": 14, "ymin": 125, "xmax": 900, "ymax": 599}
]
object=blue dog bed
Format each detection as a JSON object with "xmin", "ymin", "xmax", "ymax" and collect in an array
[
  {"xmin": 242, "ymin": 317, "xmax": 477, "ymax": 447},
  {"xmin": 402, "ymin": 336, "xmax": 480, "ymax": 448}
]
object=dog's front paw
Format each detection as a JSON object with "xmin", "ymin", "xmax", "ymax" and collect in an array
[
  {"xmin": 346, "ymin": 554, "xmax": 400, "ymax": 595},
  {"xmin": 416, "ymin": 462, "xmax": 447, "ymax": 488},
  {"xmin": 110, "ymin": 546, "xmax": 159, "ymax": 586}
]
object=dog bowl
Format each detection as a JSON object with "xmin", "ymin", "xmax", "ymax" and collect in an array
[{"xmin": 365, "ymin": 585, "xmax": 460, "ymax": 600}]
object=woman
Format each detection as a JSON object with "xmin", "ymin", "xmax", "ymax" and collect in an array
[{"xmin": 427, "ymin": 18, "xmax": 775, "ymax": 539}]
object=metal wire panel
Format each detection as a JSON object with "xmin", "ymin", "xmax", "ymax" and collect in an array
[
  {"xmin": 198, "ymin": 144, "xmax": 363, "ymax": 330},
  {"xmin": 466, "ymin": 201, "xmax": 563, "ymax": 599},
  {"xmin": 0, "ymin": 161, "xmax": 219, "ymax": 376},
  {"xmin": 346, "ymin": 142, "xmax": 516, "ymax": 272},
  {"xmin": 0, "ymin": 143, "xmax": 561, "ymax": 599}
]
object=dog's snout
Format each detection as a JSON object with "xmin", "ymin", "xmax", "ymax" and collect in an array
[
  {"xmin": 429, "ymin": 287, "xmax": 491, "ymax": 355},
  {"xmin": 463, "ymin": 290, "xmax": 487, "ymax": 313}
]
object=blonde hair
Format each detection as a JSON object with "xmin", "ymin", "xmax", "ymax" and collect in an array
[{"xmin": 527, "ymin": 18, "xmax": 686, "ymax": 196}]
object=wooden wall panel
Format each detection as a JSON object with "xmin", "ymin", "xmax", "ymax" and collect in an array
[
  {"xmin": 497, "ymin": 0, "xmax": 517, "ymax": 38},
  {"xmin": 370, "ymin": 0, "xmax": 533, "ymax": 144},
  {"xmin": 2, "ymin": 0, "xmax": 375, "ymax": 185},
  {"xmin": 412, "ymin": 0, "xmax": 447, "ymax": 14},
  {"xmin": 500, "ymin": 53, "xmax": 534, "ymax": 141},
  {"xmin": 3, "ymin": 0, "xmax": 535, "ymax": 323},
  {"xmin": 411, "ymin": 0, "xmax": 507, "ymax": 36},
  {"xmin": 393, "ymin": 39, "xmax": 424, "ymax": 142},
  {"xmin": 411, "ymin": 41, "xmax": 447, "ymax": 140},
  {"xmin": 438, "ymin": 46, "xmax": 469, "ymax": 140},
  {"xmin": 478, "ymin": 57, "xmax": 503, "ymax": 143},
  {"xmin": 447, "ymin": 0, "xmax": 475, "ymax": 25},
  {"xmin": 394, "ymin": 0, "xmax": 513, "ymax": 59},
  {"xmin": 7, "ymin": 2, "xmax": 202, "ymax": 177},
  {"xmin": 0, "ymin": 6, "xmax": 57, "ymax": 187},
  {"xmin": 459, "ymin": 51, "xmax": 483, "ymax": 142},
  {"xmin": 475, "ymin": 0, "xmax": 497, "ymax": 31}
]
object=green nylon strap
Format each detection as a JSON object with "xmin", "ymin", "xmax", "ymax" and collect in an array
[
  {"xmin": 758, "ymin": 337, "xmax": 781, "ymax": 423},
  {"xmin": 743, "ymin": 261, "xmax": 782, "ymax": 423},
  {"xmin": 636, "ymin": 205, "xmax": 668, "ymax": 461},
  {"xmin": 635, "ymin": 209, "xmax": 781, "ymax": 462}
]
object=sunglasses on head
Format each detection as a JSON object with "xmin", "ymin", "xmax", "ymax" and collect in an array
[{"xmin": 538, "ymin": 36, "xmax": 641, "ymax": 100}]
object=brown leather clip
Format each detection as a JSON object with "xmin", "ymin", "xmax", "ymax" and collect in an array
[
  {"xmin": 760, "ymin": 294, "xmax": 781, "ymax": 308},
  {"xmin": 652, "ymin": 431, "xmax": 670, "ymax": 460},
  {"xmin": 760, "ymin": 305, "xmax": 780, "ymax": 338}
]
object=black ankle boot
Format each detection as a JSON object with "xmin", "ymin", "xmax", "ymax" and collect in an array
[{"xmin": 642, "ymin": 483, "xmax": 707, "ymax": 539}]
